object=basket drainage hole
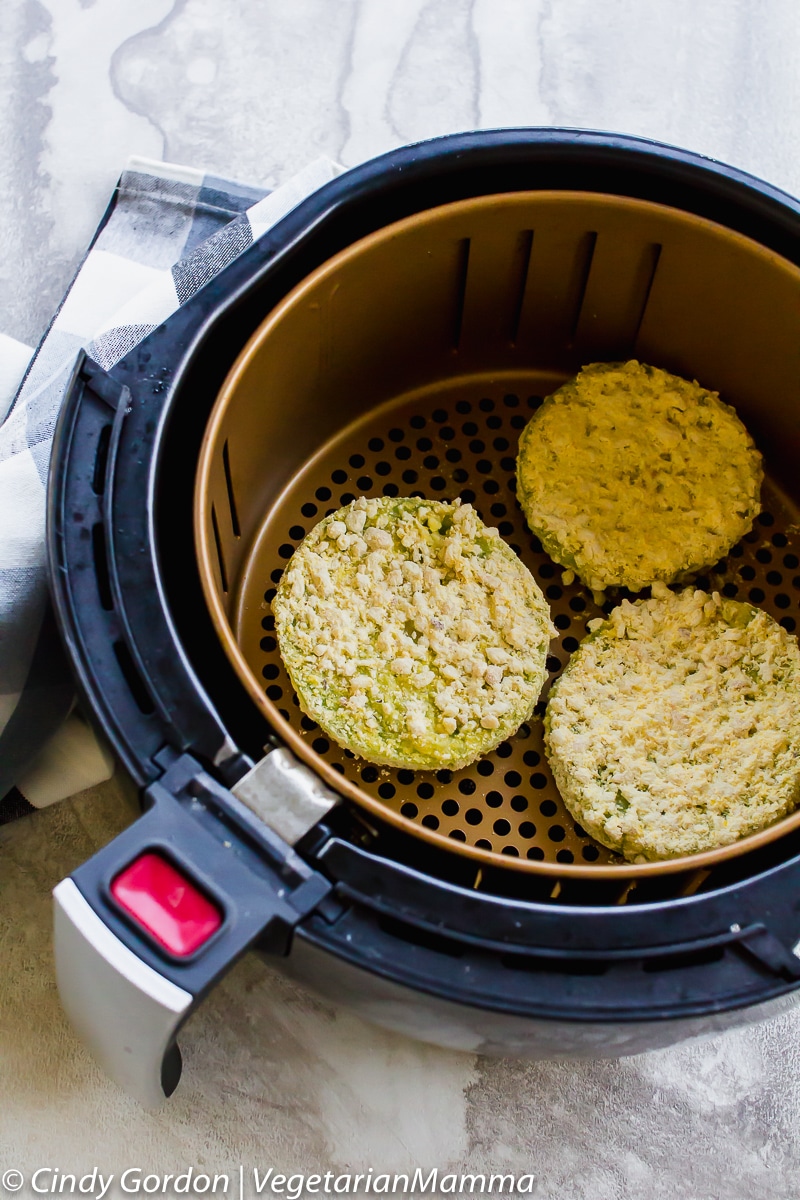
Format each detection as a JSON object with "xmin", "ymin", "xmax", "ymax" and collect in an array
[{"xmin": 400, "ymin": 802, "xmax": 418, "ymax": 819}]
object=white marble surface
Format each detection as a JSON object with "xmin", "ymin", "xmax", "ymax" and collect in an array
[{"xmin": 3, "ymin": 2, "xmax": 800, "ymax": 1197}]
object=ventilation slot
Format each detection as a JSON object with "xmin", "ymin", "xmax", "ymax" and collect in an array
[
  {"xmin": 632, "ymin": 242, "xmax": 662, "ymax": 346},
  {"xmin": 569, "ymin": 231, "xmax": 597, "ymax": 340},
  {"xmin": 509, "ymin": 229, "xmax": 533, "ymax": 345},
  {"xmin": 642, "ymin": 944, "xmax": 725, "ymax": 973},
  {"xmin": 91, "ymin": 523, "xmax": 113, "ymax": 611},
  {"xmin": 112, "ymin": 640, "xmax": 155, "ymax": 716},
  {"xmin": 211, "ymin": 504, "xmax": 228, "ymax": 594},
  {"xmin": 379, "ymin": 915, "xmax": 465, "ymax": 958},
  {"xmin": 501, "ymin": 953, "xmax": 609, "ymax": 976},
  {"xmin": 452, "ymin": 238, "xmax": 471, "ymax": 349},
  {"xmin": 222, "ymin": 439, "xmax": 241, "ymax": 538},
  {"xmin": 92, "ymin": 424, "xmax": 112, "ymax": 495}
]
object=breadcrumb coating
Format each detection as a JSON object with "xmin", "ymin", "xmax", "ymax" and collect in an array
[
  {"xmin": 545, "ymin": 584, "xmax": 800, "ymax": 861},
  {"xmin": 273, "ymin": 496, "xmax": 554, "ymax": 769},
  {"xmin": 516, "ymin": 360, "xmax": 764, "ymax": 593}
]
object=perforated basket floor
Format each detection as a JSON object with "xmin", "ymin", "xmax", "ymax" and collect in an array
[{"xmin": 233, "ymin": 373, "xmax": 800, "ymax": 875}]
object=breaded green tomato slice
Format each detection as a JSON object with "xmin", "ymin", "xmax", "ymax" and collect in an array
[
  {"xmin": 544, "ymin": 583, "xmax": 800, "ymax": 862},
  {"xmin": 273, "ymin": 496, "xmax": 554, "ymax": 770},
  {"xmin": 516, "ymin": 360, "xmax": 763, "ymax": 593}
]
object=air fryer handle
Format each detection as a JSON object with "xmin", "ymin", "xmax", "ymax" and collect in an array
[
  {"xmin": 52, "ymin": 760, "xmax": 333, "ymax": 1107},
  {"xmin": 53, "ymin": 877, "xmax": 192, "ymax": 1108}
]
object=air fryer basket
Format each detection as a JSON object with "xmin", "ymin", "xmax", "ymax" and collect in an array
[{"xmin": 196, "ymin": 190, "xmax": 800, "ymax": 879}]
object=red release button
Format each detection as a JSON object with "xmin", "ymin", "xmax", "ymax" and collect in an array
[{"xmin": 111, "ymin": 852, "xmax": 222, "ymax": 956}]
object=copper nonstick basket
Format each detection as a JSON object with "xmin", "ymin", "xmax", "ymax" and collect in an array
[{"xmin": 195, "ymin": 190, "xmax": 800, "ymax": 881}]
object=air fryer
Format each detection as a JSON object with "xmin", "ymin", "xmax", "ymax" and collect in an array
[{"xmin": 48, "ymin": 130, "xmax": 800, "ymax": 1108}]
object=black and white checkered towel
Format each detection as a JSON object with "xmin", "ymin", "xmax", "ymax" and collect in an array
[{"xmin": 0, "ymin": 156, "xmax": 341, "ymax": 824}]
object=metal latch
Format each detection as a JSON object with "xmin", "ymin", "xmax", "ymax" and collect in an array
[{"xmin": 232, "ymin": 747, "xmax": 340, "ymax": 846}]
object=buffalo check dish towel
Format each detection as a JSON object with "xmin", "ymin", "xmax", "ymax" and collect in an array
[{"xmin": 0, "ymin": 155, "xmax": 341, "ymax": 824}]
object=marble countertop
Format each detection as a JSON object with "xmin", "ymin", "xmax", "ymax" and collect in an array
[{"xmin": 3, "ymin": 2, "xmax": 800, "ymax": 1197}]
